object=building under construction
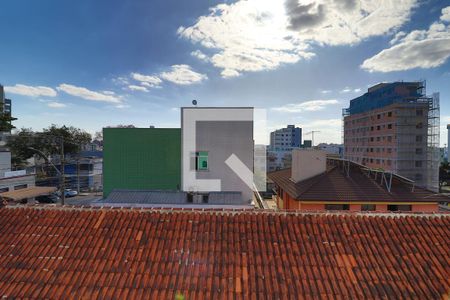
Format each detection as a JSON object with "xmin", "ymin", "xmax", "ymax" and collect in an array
[{"xmin": 343, "ymin": 81, "xmax": 440, "ymax": 192}]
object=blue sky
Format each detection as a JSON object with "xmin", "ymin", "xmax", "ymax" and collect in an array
[{"xmin": 1, "ymin": 0, "xmax": 449, "ymax": 145}]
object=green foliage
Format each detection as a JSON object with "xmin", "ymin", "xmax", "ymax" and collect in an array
[
  {"xmin": 7, "ymin": 125, "xmax": 92, "ymax": 168},
  {"xmin": 174, "ymin": 293, "xmax": 185, "ymax": 300}
]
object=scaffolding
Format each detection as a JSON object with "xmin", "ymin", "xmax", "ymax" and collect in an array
[{"xmin": 395, "ymin": 82, "xmax": 440, "ymax": 192}]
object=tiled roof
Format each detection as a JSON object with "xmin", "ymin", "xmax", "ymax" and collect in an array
[
  {"xmin": 0, "ymin": 206, "xmax": 448, "ymax": 299},
  {"xmin": 268, "ymin": 167, "xmax": 448, "ymax": 203}
]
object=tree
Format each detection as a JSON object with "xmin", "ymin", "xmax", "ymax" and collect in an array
[
  {"xmin": 7, "ymin": 128, "xmax": 39, "ymax": 168},
  {"xmin": 439, "ymin": 161, "xmax": 450, "ymax": 193},
  {"xmin": 7, "ymin": 125, "xmax": 92, "ymax": 168},
  {"xmin": 41, "ymin": 124, "xmax": 92, "ymax": 156}
]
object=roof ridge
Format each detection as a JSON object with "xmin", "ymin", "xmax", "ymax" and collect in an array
[
  {"xmin": 3, "ymin": 204, "xmax": 448, "ymax": 218},
  {"xmin": 296, "ymin": 166, "xmax": 338, "ymax": 197}
]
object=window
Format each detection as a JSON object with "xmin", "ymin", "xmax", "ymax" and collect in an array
[
  {"xmin": 387, "ymin": 124, "xmax": 392, "ymax": 129},
  {"xmin": 388, "ymin": 205, "xmax": 412, "ymax": 212},
  {"xmin": 377, "ymin": 126, "xmax": 380, "ymax": 130},
  {"xmin": 387, "ymin": 148, "xmax": 392, "ymax": 153},
  {"xmin": 416, "ymin": 122, "xmax": 423, "ymax": 129},
  {"xmin": 325, "ymin": 204, "xmax": 349, "ymax": 211},
  {"xmin": 415, "ymin": 173, "xmax": 422, "ymax": 180},
  {"xmin": 377, "ymin": 114, "xmax": 381, "ymax": 119},
  {"xmin": 14, "ymin": 184, "xmax": 27, "ymax": 190},
  {"xmin": 388, "ymin": 112, "xmax": 392, "ymax": 117},
  {"xmin": 416, "ymin": 148, "xmax": 423, "ymax": 155},
  {"xmin": 195, "ymin": 151, "xmax": 209, "ymax": 171},
  {"xmin": 387, "ymin": 136, "xmax": 392, "ymax": 142},
  {"xmin": 370, "ymin": 137, "xmax": 374, "ymax": 142},
  {"xmin": 0, "ymin": 187, "xmax": 9, "ymax": 193},
  {"xmin": 416, "ymin": 135, "xmax": 423, "ymax": 142},
  {"xmin": 415, "ymin": 161, "xmax": 422, "ymax": 168},
  {"xmin": 361, "ymin": 204, "xmax": 376, "ymax": 211},
  {"xmin": 416, "ymin": 109, "xmax": 423, "ymax": 116}
]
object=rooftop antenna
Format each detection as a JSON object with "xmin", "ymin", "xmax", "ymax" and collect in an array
[{"xmin": 192, "ymin": 99, "xmax": 197, "ymax": 107}]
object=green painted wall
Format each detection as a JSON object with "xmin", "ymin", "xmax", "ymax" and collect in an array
[{"xmin": 103, "ymin": 128, "xmax": 181, "ymax": 197}]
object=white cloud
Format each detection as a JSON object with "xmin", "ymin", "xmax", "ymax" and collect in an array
[
  {"xmin": 128, "ymin": 85, "xmax": 149, "ymax": 92},
  {"xmin": 102, "ymin": 90, "xmax": 116, "ymax": 95},
  {"xmin": 272, "ymin": 99, "xmax": 339, "ymax": 113},
  {"xmin": 320, "ymin": 90, "xmax": 332, "ymax": 94},
  {"xmin": 112, "ymin": 76, "xmax": 129, "ymax": 85},
  {"xmin": 191, "ymin": 50, "xmax": 210, "ymax": 62},
  {"xmin": 353, "ymin": 88, "xmax": 361, "ymax": 93},
  {"xmin": 115, "ymin": 104, "xmax": 130, "ymax": 109},
  {"xmin": 47, "ymin": 102, "xmax": 66, "ymax": 108},
  {"xmin": 5, "ymin": 84, "xmax": 57, "ymax": 97},
  {"xmin": 362, "ymin": 6, "xmax": 450, "ymax": 72},
  {"xmin": 57, "ymin": 84, "xmax": 121, "ymax": 103},
  {"xmin": 130, "ymin": 73, "xmax": 162, "ymax": 88},
  {"xmin": 160, "ymin": 64, "xmax": 207, "ymax": 85},
  {"xmin": 178, "ymin": 0, "xmax": 417, "ymax": 77},
  {"xmin": 304, "ymin": 118, "xmax": 342, "ymax": 128},
  {"xmin": 340, "ymin": 87, "xmax": 352, "ymax": 93},
  {"xmin": 221, "ymin": 69, "xmax": 241, "ymax": 78},
  {"xmin": 441, "ymin": 6, "xmax": 450, "ymax": 22}
]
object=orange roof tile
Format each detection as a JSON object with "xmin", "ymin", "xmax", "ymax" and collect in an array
[{"xmin": 0, "ymin": 206, "xmax": 448, "ymax": 299}]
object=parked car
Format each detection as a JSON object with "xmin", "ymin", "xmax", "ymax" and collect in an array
[
  {"xmin": 55, "ymin": 189, "xmax": 78, "ymax": 198},
  {"xmin": 36, "ymin": 194, "xmax": 60, "ymax": 203}
]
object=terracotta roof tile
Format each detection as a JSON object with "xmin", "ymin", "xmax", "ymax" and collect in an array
[{"xmin": 0, "ymin": 206, "xmax": 448, "ymax": 299}]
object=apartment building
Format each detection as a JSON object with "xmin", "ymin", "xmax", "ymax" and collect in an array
[
  {"xmin": 343, "ymin": 81, "xmax": 440, "ymax": 191},
  {"xmin": 269, "ymin": 125, "xmax": 301, "ymax": 151}
]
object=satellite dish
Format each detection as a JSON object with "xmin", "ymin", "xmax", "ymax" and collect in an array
[{"xmin": 192, "ymin": 100, "xmax": 197, "ymax": 106}]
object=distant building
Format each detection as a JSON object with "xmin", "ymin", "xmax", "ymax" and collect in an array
[
  {"xmin": 269, "ymin": 125, "xmax": 301, "ymax": 151},
  {"xmin": 302, "ymin": 140, "xmax": 312, "ymax": 148},
  {"xmin": 0, "ymin": 85, "xmax": 13, "ymax": 145},
  {"xmin": 317, "ymin": 143, "xmax": 344, "ymax": 157},
  {"xmin": 447, "ymin": 124, "xmax": 450, "ymax": 160},
  {"xmin": 343, "ymin": 81, "xmax": 440, "ymax": 192},
  {"xmin": 0, "ymin": 84, "xmax": 12, "ymax": 120},
  {"xmin": 268, "ymin": 149, "xmax": 446, "ymax": 212}
]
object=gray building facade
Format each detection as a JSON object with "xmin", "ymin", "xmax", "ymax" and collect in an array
[{"xmin": 181, "ymin": 107, "xmax": 254, "ymax": 204}]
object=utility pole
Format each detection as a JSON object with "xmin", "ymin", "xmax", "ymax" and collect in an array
[
  {"xmin": 60, "ymin": 138, "xmax": 65, "ymax": 205},
  {"xmin": 76, "ymin": 158, "xmax": 80, "ymax": 194}
]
